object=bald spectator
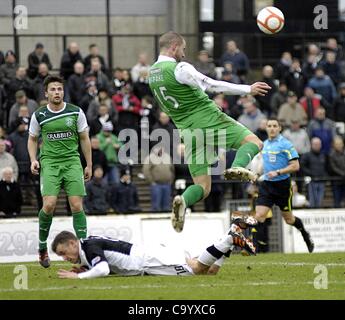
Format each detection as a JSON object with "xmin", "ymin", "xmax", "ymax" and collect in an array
[
  {"xmin": 238, "ymin": 99, "xmax": 266, "ymax": 132},
  {"xmin": 0, "ymin": 50, "xmax": 18, "ymax": 86},
  {"xmin": 60, "ymin": 42, "xmax": 82, "ymax": 80},
  {"xmin": 194, "ymin": 50, "xmax": 216, "ymax": 79},
  {"xmin": 27, "ymin": 43, "xmax": 52, "ymax": 79},
  {"xmin": 220, "ymin": 40, "xmax": 249, "ymax": 80},
  {"xmin": 0, "ymin": 138, "xmax": 18, "ymax": 181},
  {"xmin": 278, "ymin": 91, "xmax": 307, "ymax": 128},
  {"xmin": 131, "ymin": 53, "xmax": 151, "ymax": 83},
  {"xmin": 300, "ymin": 137, "xmax": 328, "ymax": 208},
  {"xmin": 0, "ymin": 167, "xmax": 22, "ymax": 217},
  {"xmin": 256, "ymin": 65, "xmax": 277, "ymax": 116},
  {"xmin": 8, "ymin": 90, "xmax": 38, "ymax": 126},
  {"xmin": 67, "ymin": 61, "xmax": 86, "ymax": 106},
  {"xmin": 307, "ymin": 107, "xmax": 336, "ymax": 154}
]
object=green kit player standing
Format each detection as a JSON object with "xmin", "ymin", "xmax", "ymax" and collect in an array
[
  {"xmin": 28, "ymin": 75, "xmax": 92, "ymax": 268},
  {"xmin": 149, "ymin": 32, "xmax": 271, "ymax": 232}
]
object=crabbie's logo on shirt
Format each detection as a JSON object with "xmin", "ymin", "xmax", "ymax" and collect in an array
[
  {"xmin": 91, "ymin": 256, "xmax": 101, "ymax": 266},
  {"xmin": 46, "ymin": 131, "xmax": 73, "ymax": 140}
]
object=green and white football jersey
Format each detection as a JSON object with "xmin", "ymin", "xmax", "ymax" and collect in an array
[
  {"xmin": 149, "ymin": 58, "xmax": 226, "ymax": 130},
  {"xmin": 29, "ymin": 103, "xmax": 88, "ymax": 165}
]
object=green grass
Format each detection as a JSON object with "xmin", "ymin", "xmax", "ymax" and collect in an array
[{"xmin": 1, "ymin": 252, "xmax": 345, "ymax": 300}]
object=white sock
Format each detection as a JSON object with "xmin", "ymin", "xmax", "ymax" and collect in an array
[{"xmin": 197, "ymin": 234, "xmax": 233, "ymax": 266}]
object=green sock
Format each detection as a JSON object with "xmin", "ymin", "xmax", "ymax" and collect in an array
[
  {"xmin": 182, "ymin": 184, "xmax": 204, "ymax": 208},
  {"xmin": 73, "ymin": 211, "xmax": 87, "ymax": 239},
  {"xmin": 231, "ymin": 142, "xmax": 260, "ymax": 168},
  {"xmin": 39, "ymin": 209, "xmax": 53, "ymax": 251}
]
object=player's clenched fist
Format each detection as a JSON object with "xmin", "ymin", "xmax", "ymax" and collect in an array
[
  {"xmin": 30, "ymin": 160, "xmax": 40, "ymax": 175},
  {"xmin": 250, "ymin": 82, "xmax": 271, "ymax": 96}
]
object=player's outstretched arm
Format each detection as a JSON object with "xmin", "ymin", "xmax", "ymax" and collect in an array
[
  {"xmin": 175, "ymin": 62, "xmax": 271, "ymax": 96},
  {"xmin": 58, "ymin": 261, "xmax": 110, "ymax": 279}
]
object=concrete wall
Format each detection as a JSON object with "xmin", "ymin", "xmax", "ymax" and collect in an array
[{"xmin": 0, "ymin": 0, "xmax": 199, "ymax": 69}]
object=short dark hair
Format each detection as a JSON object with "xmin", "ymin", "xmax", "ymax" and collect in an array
[
  {"xmin": 43, "ymin": 75, "xmax": 64, "ymax": 91},
  {"xmin": 51, "ymin": 231, "xmax": 77, "ymax": 253},
  {"xmin": 267, "ymin": 117, "xmax": 282, "ymax": 126},
  {"xmin": 89, "ymin": 43, "xmax": 97, "ymax": 50}
]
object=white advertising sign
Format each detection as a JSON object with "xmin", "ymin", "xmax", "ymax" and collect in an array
[{"xmin": 282, "ymin": 209, "xmax": 345, "ymax": 253}]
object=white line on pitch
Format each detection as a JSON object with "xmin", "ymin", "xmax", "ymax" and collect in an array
[{"xmin": 0, "ymin": 281, "xmax": 344, "ymax": 293}]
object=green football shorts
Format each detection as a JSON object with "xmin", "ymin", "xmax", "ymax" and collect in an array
[
  {"xmin": 40, "ymin": 162, "xmax": 86, "ymax": 196},
  {"xmin": 180, "ymin": 116, "xmax": 252, "ymax": 177}
]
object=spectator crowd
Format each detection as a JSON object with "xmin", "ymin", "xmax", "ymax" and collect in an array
[{"xmin": 1, "ymin": 37, "xmax": 345, "ymax": 217}]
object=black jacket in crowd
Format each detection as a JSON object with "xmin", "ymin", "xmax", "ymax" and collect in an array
[
  {"xmin": 0, "ymin": 180, "xmax": 23, "ymax": 216},
  {"xmin": 108, "ymin": 181, "xmax": 141, "ymax": 214},
  {"xmin": 300, "ymin": 151, "xmax": 329, "ymax": 180}
]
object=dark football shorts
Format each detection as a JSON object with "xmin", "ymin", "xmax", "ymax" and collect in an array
[{"xmin": 256, "ymin": 178, "xmax": 292, "ymax": 212}]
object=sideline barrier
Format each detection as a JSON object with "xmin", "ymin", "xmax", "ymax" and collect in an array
[
  {"xmin": 282, "ymin": 209, "xmax": 345, "ymax": 253},
  {"xmin": 0, "ymin": 212, "xmax": 230, "ymax": 263}
]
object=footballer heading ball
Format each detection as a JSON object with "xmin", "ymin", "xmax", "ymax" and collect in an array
[{"xmin": 257, "ymin": 6, "xmax": 285, "ymax": 34}]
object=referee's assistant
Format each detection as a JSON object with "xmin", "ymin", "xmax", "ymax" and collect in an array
[{"xmin": 254, "ymin": 118, "xmax": 314, "ymax": 253}]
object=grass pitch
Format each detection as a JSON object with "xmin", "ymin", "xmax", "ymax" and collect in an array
[{"xmin": 0, "ymin": 252, "xmax": 344, "ymax": 300}]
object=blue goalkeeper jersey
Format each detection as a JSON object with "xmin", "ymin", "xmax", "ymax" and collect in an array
[{"xmin": 262, "ymin": 134, "xmax": 299, "ymax": 181}]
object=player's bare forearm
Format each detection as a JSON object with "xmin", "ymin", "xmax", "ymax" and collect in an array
[
  {"xmin": 79, "ymin": 131, "xmax": 93, "ymax": 181},
  {"xmin": 267, "ymin": 160, "xmax": 300, "ymax": 178},
  {"xmin": 79, "ymin": 131, "xmax": 92, "ymax": 167},
  {"xmin": 27, "ymin": 135, "xmax": 38, "ymax": 163},
  {"xmin": 28, "ymin": 135, "xmax": 41, "ymax": 175}
]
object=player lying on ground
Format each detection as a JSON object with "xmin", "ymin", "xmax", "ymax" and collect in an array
[
  {"xmin": 149, "ymin": 31, "xmax": 271, "ymax": 233},
  {"xmin": 53, "ymin": 217, "xmax": 257, "ymax": 279}
]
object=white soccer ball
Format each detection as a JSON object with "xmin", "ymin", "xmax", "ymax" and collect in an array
[{"xmin": 257, "ymin": 6, "xmax": 285, "ymax": 34}]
